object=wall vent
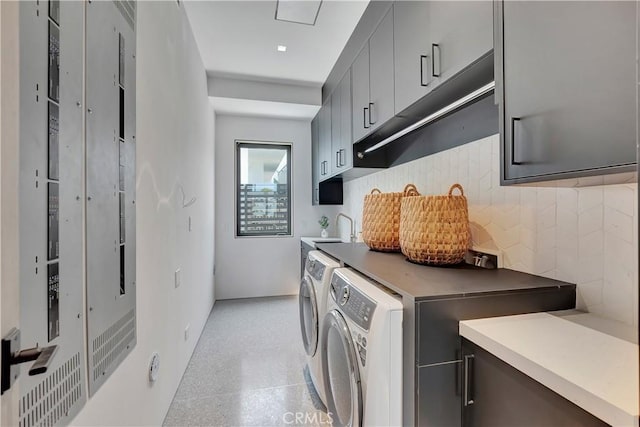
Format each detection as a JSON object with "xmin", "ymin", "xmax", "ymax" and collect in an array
[
  {"xmin": 92, "ymin": 309, "xmax": 135, "ymax": 382},
  {"xmin": 113, "ymin": 0, "xmax": 135, "ymax": 30},
  {"xmin": 18, "ymin": 353, "xmax": 82, "ymax": 427}
]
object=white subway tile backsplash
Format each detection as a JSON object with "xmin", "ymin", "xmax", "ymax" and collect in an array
[
  {"xmin": 576, "ymin": 254, "xmax": 604, "ymax": 284},
  {"xmin": 577, "ymin": 279, "xmax": 604, "ymax": 307},
  {"xmin": 578, "ymin": 230, "xmax": 604, "ymax": 257},
  {"xmin": 578, "ymin": 206, "xmax": 604, "ymax": 237},
  {"xmin": 519, "ymin": 225, "xmax": 536, "ymax": 252},
  {"xmin": 602, "ymin": 278, "xmax": 635, "ymax": 326},
  {"xmin": 537, "ymin": 187, "xmax": 557, "ymax": 211},
  {"xmin": 604, "ymin": 206, "xmax": 634, "ymax": 244},
  {"xmin": 578, "ymin": 187, "xmax": 604, "ymax": 214},
  {"xmin": 537, "ymin": 205, "xmax": 556, "ymax": 230},
  {"xmin": 556, "ymin": 187, "xmax": 578, "ymax": 215},
  {"xmin": 604, "ymin": 185, "xmax": 635, "ymax": 217},
  {"xmin": 342, "ymin": 134, "xmax": 638, "ymax": 326}
]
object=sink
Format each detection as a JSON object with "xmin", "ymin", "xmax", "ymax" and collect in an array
[{"xmin": 301, "ymin": 236, "xmax": 344, "ymax": 248}]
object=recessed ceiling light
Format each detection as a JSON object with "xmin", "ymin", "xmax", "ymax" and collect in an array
[{"xmin": 277, "ymin": 45, "xmax": 287, "ymax": 52}]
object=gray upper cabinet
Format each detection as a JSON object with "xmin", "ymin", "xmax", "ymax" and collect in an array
[
  {"xmin": 311, "ymin": 116, "xmax": 320, "ymax": 205},
  {"xmin": 332, "ymin": 69, "xmax": 353, "ymax": 174},
  {"xmin": 351, "ymin": 42, "xmax": 370, "ymax": 143},
  {"xmin": 428, "ymin": 1, "xmax": 492, "ymax": 89},
  {"xmin": 331, "ymin": 86, "xmax": 341, "ymax": 171},
  {"xmin": 393, "ymin": 1, "xmax": 431, "ymax": 115},
  {"xmin": 368, "ymin": 7, "xmax": 395, "ymax": 133},
  {"xmin": 499, "ymin": 1, "xmax": 636, "ymax": 182},
  {"xmin": 394, "ymin": 1, "xmax": 492, "ymax": 115},
  {"xmin": 318, "ymin": 100, "xmax": 332, "ymax": 179},
  {"xmin": 351, "ymin": 6, "xmax": 394, "ymax": 143}
]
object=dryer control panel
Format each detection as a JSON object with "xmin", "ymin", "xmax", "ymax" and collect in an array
[
  {"xmin": 306, "ymin": 256, "xmax": 326, "ymax": 282},
  {"xmin": 330, "ymin": 273, "xmax": 377, "ymax": 332}
]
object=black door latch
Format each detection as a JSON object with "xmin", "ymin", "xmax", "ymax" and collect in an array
[{"xmin": 1, "ymin": 328, "xmax": 58, "ymax": 395}]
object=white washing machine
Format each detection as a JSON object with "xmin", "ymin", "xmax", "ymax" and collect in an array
[
  {"xmin": 299, "ymin": 250, "xmax": 341, "ymax": 405},
  {"xmin": 321, "ymin": 268, "xmax": 403, "ymax": 427}
]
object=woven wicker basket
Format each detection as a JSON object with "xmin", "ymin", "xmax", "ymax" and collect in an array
[
  {"xmin": 399, "ymin": 183, "xmax": 470, "ymax": 265},
  {"xmin": 362, "ymin": 184, "xmax": 420, "ymax": 252}
]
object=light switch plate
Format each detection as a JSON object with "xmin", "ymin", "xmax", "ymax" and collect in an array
[{"xmin": 175, "ymin": 268, "xmax": 181, "ymax": 288}]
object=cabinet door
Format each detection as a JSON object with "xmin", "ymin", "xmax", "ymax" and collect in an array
[
  {"xmin": 393, "ymin": 1, "xmax": 431, "ymax": 115},
  {"xmin": 428, "ymin": 1, "xmax": 492, "ymax": 88},
  {"xmin": 339, "ymin": 69, "xmax": 353, "ymax": 169},
  {"xmin": 311, "ymin": 116, "xmax": 320, "ymax": 205},
  {"xmin": 462, "ymin": 340, "xmax": 608, "ymax": 427},
  {"xmin": 332, "ymin": 69, "xmax": 353, "ymax": 173},
  {"xmin": 368, "ymin": 7, "xmax": 395, "ymax": 133},
  {"xmin": 417, "ymin": 362, "xmax": 462, "ymax": 427},
  {"xmin": 501, "ymin": 1, "xmax": 636, "ymax": 181},
  {"xmin": 318, "ymin": 100, "xmax": 332, "ymax": 180},
  {"xmin": 331, "ymin": 85, "xmax": 341, "ymax": 171},
  {"xmin": 351, "ymin": 43, "xmax": 370, "ymax": 143}
]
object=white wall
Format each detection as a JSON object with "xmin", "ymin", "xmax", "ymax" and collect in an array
[
  {"xmin": 215, "ymin": 115, "xmax": 339, "ymax": 300},
  {"xmin": 209, "ymin": 75, "xmax": 321, "ymax": 106},
  {"xmin": 71, "ymin": 2, "xmax": 215, "ymax": 425},
  {"xmin": 341, "ymin": 134, "xmax": 638, "ymax": 327}
]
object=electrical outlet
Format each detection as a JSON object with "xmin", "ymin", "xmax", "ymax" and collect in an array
[
  {"xmin": 465, "ymin": 246, "xmax": 503, "ymax": 269},
  {"xmin": 184, "ymin": 324, "xmax": 190, "ymax": 341},
  {"xmin": 175, "ymin": 268, "xmax": 181, "ymax": 288}
]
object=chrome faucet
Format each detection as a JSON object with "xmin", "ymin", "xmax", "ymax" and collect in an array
[{"xmin": 336, "ymin": 213, "xmax": 356, "ymax": 243}]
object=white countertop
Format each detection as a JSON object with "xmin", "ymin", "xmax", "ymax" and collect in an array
[{"xmin": 460, "ymin": 312, "xmax": 639, "ymax": 427}]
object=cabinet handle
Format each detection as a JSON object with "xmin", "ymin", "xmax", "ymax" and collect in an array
[
  {"xmin": 431, "ymin": 44, "xmax": 441, "ymax": 77},
  {"xmin": 368, "ymin": 102, "xmax": 375, "ymax": 125},
  {"xmin": 336, "ymin": 151, "xmax": 340, "ymax": 169},
  {"xmin": 339, "ymin": 149, "xmax": 346, "ymax": 167},
  {"xmin": 420, "ymin": 55, "xmax": 429, "ymax": 87},
  {"xmin": 464, "ymin": 354, "xmax": 475, "ymax": 406},
  {"xmin": 315, "ymin": 188, "xmax": 319, "ymax": 202},
  {"xmin": 510, "ymin": 117, "xmax": 522, "ymax": 165},
  {"xmin": 363, "ymin": 107, "xmax": 370, "ymax": 129}
]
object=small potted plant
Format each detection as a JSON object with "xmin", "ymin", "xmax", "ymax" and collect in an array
[{"xmin": 318, "ymin": 215, "xmax": 329, "ymax": 238}]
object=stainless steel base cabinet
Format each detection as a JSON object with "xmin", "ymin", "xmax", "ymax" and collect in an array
[{"xmin": 461, "ymin": 340, "xmax": 609, "ymax": 427}]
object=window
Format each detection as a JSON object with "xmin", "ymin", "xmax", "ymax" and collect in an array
[{"xmin": 236, "ymin": 141, "xmax": 292, "ymax": 237}]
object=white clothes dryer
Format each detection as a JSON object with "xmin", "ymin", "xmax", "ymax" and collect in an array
[
  {"xmin": 321, "ymin": 268, "xmax": 403, "ymax": 427},
  {"xmin": 299, "ymin": 250, "xmax": 340, "ymax": 405}
]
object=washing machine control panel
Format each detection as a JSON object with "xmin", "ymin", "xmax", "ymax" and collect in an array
[{"xmin": 330, "ymin": 273, "xmax": 377, "ymax": 332}]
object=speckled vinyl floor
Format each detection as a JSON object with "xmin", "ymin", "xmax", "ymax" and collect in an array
[{"xmin": 163, "ymin": 296, "xmax": 329, "ymax": 427}]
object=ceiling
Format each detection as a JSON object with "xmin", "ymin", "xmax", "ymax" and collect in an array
[{"xmin": 184, "ymin": 0, "xmax": 368, "ymax": 85}]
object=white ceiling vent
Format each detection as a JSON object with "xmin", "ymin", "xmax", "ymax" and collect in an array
[{"xmin": 275, "ymin": 0, "xmax": 322, "ymax": 26}]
